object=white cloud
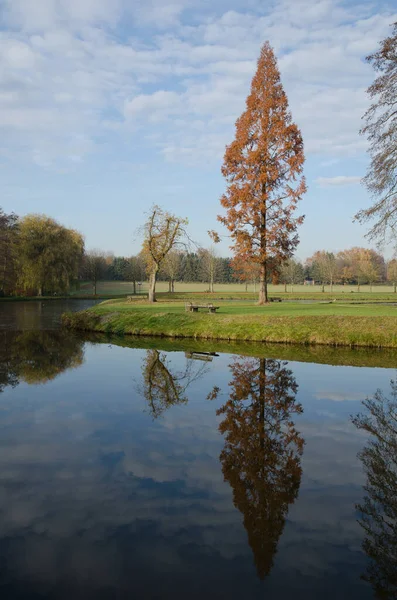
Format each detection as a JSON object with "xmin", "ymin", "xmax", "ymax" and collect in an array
[
  {"xmin": 315, "ymin": 176, "xmax": 362, "ymax": 187},
  {"xmin": 125, "ymin": 90, "xmax": 183, "ymax": 122},
  {"xmin": 0, "ymin": 0, "xmax": 395, "ymax": 167}
]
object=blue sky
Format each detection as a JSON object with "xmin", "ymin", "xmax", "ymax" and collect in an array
[{"xmin": 0, "ymin": 0, "xmax": 396, "ymax": 259}]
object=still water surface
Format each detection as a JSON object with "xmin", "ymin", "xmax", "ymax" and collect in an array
[{"xmin": 0, "ymin": 301, "xmax": 396, "ymax": 599}]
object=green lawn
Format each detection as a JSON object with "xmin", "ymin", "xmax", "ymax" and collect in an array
[
  {"xmin": 99, "ymin": 300, "xmax": 397, "ymax": 317},
  {"xmin": 63, "ymin": 299, "xmax": 397, "ymax": 348},
  {"xmin": 71, "ymin": 280, "xmax": 397, "ymax": 297}
]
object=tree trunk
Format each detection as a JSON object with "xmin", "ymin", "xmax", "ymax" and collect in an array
[
  {"xmin": 358, "ymin": 283, "xmax": 360, "ymax": 292},
  {"xmin": 93, "ymin": 280, "xmax": 97, "ymax": 296},
  {"xmin": 258, "ymin": 262, "xmax": 268, "ymax": 305},
  {"xmin": 394, "ymin": 282, "xmax": 396, "ymax": 293},
  {"xmin": 259, "ymin": 358, "xmax": 266, "ymax": 452},
  {"xmin": 171, "ymin": 279, "xmax": 175, "ymax": 293},
  {"xmin": 370, "ymin": 283, "xmax": 373, "ymax": 292},
  {"xmin": 210, "ymin": 274, "xmax": 214, "ymax": 293},
  {"xmin": 330, "ymin": 279, "xmax": 333, "ymax": 293},
  {"xmin": 168, "ymin": 279, "xmax": 172, "ymax": 293},
  {"xmin": 38, "ymin": 285, "xmax": 43, "ymax": 297},
  {"xmin": 133, "ymin": 280, "xmax": 136, "ymax": 295},
  {"xmin": 245, "ymin": 281, "xmax": 248, "ymax": 292},
  {"xmin": 321, "ymin": 284, "xmax": 325, "ymax": 293},
  {"xmin": 284, "ymin": 282, "xmax": 287, "ymax": 293},
  {"xmin": 148, "ymin": 268, "xmax": 158, "ymax": 303}
]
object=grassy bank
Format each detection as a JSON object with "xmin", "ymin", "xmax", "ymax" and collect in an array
[
  {"xmin": 63, "ymin": 299, "xmax": 397, "ymax": 348},
  {"xmin": 83, "ymin": 332, "xmax": 397, "ymax": 368}
]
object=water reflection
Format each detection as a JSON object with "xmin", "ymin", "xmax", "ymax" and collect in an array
[
  {"xmin": 353, "ymin": 381, "xmax": 397, "ymax": 599},
  {"xmin": 0, "ymin": 329, "xmax": 85, "ymax": 389},
  {"xmin": 141, "ymin": 349, "xmax": 210, "ymax": 418},
  {"xmin": 212, "ymin": 358, "xmax": 304, "ymax": 579}
]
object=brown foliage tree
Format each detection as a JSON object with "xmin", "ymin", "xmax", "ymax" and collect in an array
[
  {"xmin": 352, "ymin": 381, "xmax": 397, "ymax": 598},
  {"xmin": 355, "ymin": 23, "xmax": 397, "ymax": 244},
  {"xmin": 231, "ymin": 255, "xmax": 261, "ymax": 292},
  {"xmin": 142, "ymin": 205, "xmax": 188, "ymax": 303},
  {"xmin": 219, "ymin": 42, "xmax": 306, "ymax": 304},
  {"xmin": 215, "ymin": 357, "xmax": 304, "ymax": 579}
]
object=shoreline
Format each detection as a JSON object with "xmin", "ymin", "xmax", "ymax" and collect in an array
[{"xmin": 62, "ymin": 301, "xmax": 397, "ymax": 349}]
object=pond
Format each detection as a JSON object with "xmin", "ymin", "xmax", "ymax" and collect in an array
[{"xmin": 0, "ymin": 301, "xmax": 396, "ymax": 599}]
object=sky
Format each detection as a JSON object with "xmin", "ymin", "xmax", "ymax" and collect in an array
[{"xmin": 0, "ymin": 0, "xmax": 396, "ymax": 259}]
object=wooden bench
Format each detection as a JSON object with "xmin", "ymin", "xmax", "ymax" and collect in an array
[
  {"xmin": 269, "ymin": 297, "xmax": 282, "ymax": 302},
  {"xmin": 185, "ymin": 303, "xmax": 220, "ymax": 314},
  {"xmin": 185, "ymin": 351, "xmax": 219, "ymax": 362}
]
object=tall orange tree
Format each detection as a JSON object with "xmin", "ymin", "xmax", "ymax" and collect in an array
[{"xmin": 219, "ymin": 42, "xmax": 306, "ymax": 304}]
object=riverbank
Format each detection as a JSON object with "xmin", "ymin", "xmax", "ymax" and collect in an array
[{"xmin": 62, "ymin": 300, "xmax": 397, "ymax": 348}]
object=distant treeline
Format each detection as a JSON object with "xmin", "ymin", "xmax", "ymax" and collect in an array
[
  {"xmin": 94, "ymin": 247, "xmax": 397, "ymax": 292},
  {"xmin": 1, "ymin": 208, "xmax": 397, "ymax": 297}
]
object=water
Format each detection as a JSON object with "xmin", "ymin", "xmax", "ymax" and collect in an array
[{"xmin": 0, "ymin": 301, "xmax": 396, "ymax": 599}]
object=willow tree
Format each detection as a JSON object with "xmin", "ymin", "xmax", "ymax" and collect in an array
[
  {"xmin": 356, "ymin": 23, "xmax": 397, "ymax": 244},
  {"xmin": 18, "ymin": 214, "xmax": 84, "ymax": 296},
  {"xmin": 142, "ymin": 205, "xmax": 188, "ymax": 303},
  {"xmin": 219, "ymin": 42, "xmax": 306, "ymax": 304},
  {"xmin": 0, "ymin": 208, "xmax": 18, "ymax": 295}
]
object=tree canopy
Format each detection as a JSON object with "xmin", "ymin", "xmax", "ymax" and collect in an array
[
  {"xmin": 18, "ymin": 214, "xmax": 84, "ymax": 296},
  {"xmin": 219, "ymin": 42, "xmax": 306, "ymax": 304},
  {"xmin": 356, "ymin": 22, "xmax": 397, "ymax": 244},
  {"xmin": 142, "ymin": 205, "xmax": 188, "ymax": 302}
]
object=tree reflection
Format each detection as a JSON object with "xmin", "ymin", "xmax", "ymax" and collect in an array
[
  {"xmin": 215, "ymin": 357, "xmax": 304, "ymax": 579},
  {"xmin": 352, "ymin": 381, "xmax": 397, "ymax": 599},
  {"xmin": 0, "ymin": 330, "xmax": 85, "ymax": 388},
  {"xmin": 0, "ymin": 331, "xmax": 19, "ymax": 392},
  {"xmin": 142, "ymin": 349, "xmax": 209, "ymax": 418}
]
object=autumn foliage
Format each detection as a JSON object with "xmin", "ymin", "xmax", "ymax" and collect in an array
[
  {"xmin": 219, "ymin": 42, "xmax": 306, "ymax": 304},
  {"xmin": 217, "ymin": 358, "xmax": 304, "ymax": 579}
]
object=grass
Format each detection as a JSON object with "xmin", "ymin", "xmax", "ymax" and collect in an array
[
  {"xmin": 4, "ymin": 281, "xmax": 397, "ymax": 302},
  {"xmin": 71, "ymin": 280, "xmax": 397, "ymax": 297},
  {"xmin": 63, "ymin": 298, "xmax": 397, "ymax": 348}
]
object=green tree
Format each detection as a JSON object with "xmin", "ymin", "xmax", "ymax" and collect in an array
[
  {"xmin": 358, "ymin": 248, "xmax": 384, "ymax": 292},
  {"xmin": 18, "ymin": 214, "xmax": 84, "ymax": 296},
  {"xmin": 387, "ymin": 259, "xmax": 397, "ymax": 292},
  {"xmin": 0, "ymin": 208, "xmax": 19, "ymax": 296},
  {"xmin": 0, "ymin": 329, "xmax": 84, "ymax": 388}
]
